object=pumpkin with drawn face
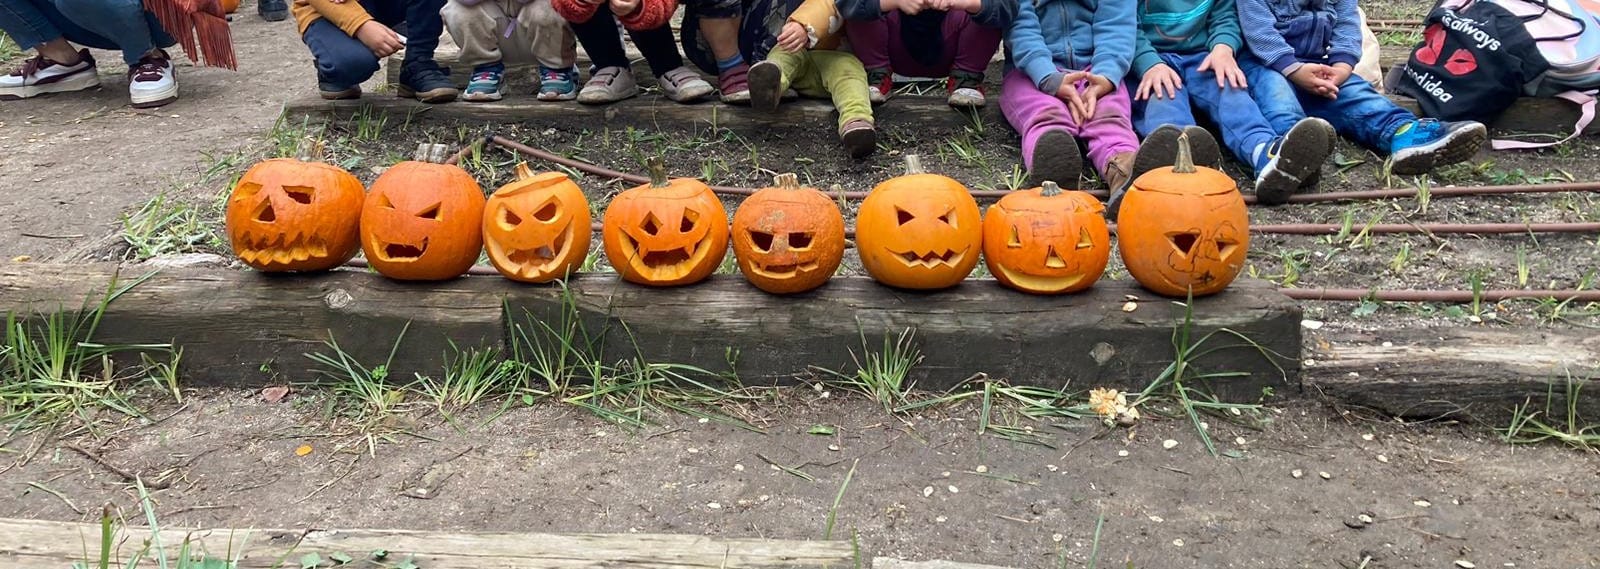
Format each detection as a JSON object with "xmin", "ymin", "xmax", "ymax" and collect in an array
[
  {"xmin": 225, "ymin": 154, "xmax": 364, "ymax": 272},
  {"xmin": 602, "ymin": 158, "xmax": 729, "ymax": 286},
  {"xmin": 1118, "ymin": 134, "xmax": 1249, "ymax": 297},
  {"xmin": 982, "ymin": 181, "xmax": 1109, "ymax": 294},
  {"xmin": 483, "ymin": 164, "xmax": 592, "ymax": 283},
  {"xmin": 731, "ymin": 173, "xmax": 845, "ymax": 294},
  {"xmin": 856, "ymin": 155, "xmax": 981, "ymax": 290},
  {"xmin": 360, "ymin": 143, "xmax": 486, "ymax": 281}
]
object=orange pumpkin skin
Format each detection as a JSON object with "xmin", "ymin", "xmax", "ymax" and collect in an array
[
  {"xmin": 1117, "ymin": 136, "xmax": 1249, "ymax": 297},
  {"xmin": 221, "ymin": 0, "xmax": 240, "ymax": 12},
  {"xmin": 225, "ymin": 158, "xmax": 364, "ymax": 272},
  {"xmin": 483, "ymin": 165, "xmax": 592, "ymax": 283},
  {"xmin": 601, "ymin": 160, "xmax": 729, "ymax": 286},
  {"xmin": 731, "ymin": 173, "xmax": 845, "ymax": 294},
  {"xmin": 981, "ymin": 181, "xmax": 1110, "ymax": 295},
  {"xmin": 360, "ymin": 144, "xmax": 486, "ymax": 281},
  {"xmin": 856, "ymin": 155, "xmax": 982, "ymax": 290}
]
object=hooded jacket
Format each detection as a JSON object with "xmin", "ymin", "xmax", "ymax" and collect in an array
[{"xmin": 1006, "ymin": 0, "xmax": 1137, "ymax": 92}]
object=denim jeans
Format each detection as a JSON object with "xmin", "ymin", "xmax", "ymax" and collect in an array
[
  {"xmin": 1134, "ymin": 51, "xmax": 1280, "ymax": 174},
  {"xmin": 0, "ymin": 0, "xmax": 175, "ymax": 66},
  {"xmin": 301, "ymin": 0, "xmax": 447, "ymax": 89},
  {"xmin": 1239, "ymin": 56, "xmax": 1416, "ymax": 152}
]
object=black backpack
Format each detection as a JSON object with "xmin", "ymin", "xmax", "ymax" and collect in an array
[{"xmin": 1397, "ymin": 0, "xmax": 1551, "ymax": 122}]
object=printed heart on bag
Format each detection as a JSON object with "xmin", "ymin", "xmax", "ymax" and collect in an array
[
  {"xmin": 1444, "ymin": 48, "xmax": 1478, "ymax": 75},
  {"xmin": 1417, "ymin": 23, "xmax": 1446, "ymax": 65}
]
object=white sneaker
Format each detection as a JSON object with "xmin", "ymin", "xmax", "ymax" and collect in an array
[
  {"xmin": 577, "ymin": 66, "xmax": 638, "ymax": 105},
  {"xmin": 658, "ymin": 66, "xmax": 715, "ymax": 103},
  {"xmin": 0, "ymin": 49, "xmax": 100, "ymax": 100},
  {"xmin": 128, "ymin": 50, "xmax": 178, "ymax": 108}
]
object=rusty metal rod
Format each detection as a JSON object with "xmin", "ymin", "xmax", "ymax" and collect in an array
[
  {"xmin": 1241, "ymin": 222, "xmax": 1600, "ymax": 235},
  {"xmin": 1282, "ymin": 288, "xmax": 1600, "ymax": 302}
]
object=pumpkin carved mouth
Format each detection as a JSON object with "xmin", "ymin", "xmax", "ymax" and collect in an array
[
  {"xmin": 235, "ymin": 231, "xmax": 331, "ymax": 266},
  {"xmin": 990, "ymin": 263, "xmax": 1087, "ymax": 293},
  {"xmin": 617, "ymin": 232, "xmax": 716, "ymax": 278},
  {"xmin": 893, "ymin": 248, "xmax": 966, "ymax": 268},
  {"xmin": 374, "ymin": 238, "xmax": 429, "ymax": 262},
  {"xmin": 750, "ymin": 260, "xmax": 820, "ymax": 279}
]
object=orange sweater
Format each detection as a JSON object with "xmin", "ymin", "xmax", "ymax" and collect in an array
[
  {"xmin": 552, "ymin": 0, "xmax": 677, "ymax": 31},
  {"xmin": 292, "ymin": 0, "xmax": 374, "ymax": 36}
]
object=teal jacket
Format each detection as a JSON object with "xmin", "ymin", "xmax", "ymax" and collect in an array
[
  {"xmin": 1133, "ymin": 0, "xmax": 1243, "ymax": 74},
  {"xmin": 1007, "ymin": 0, "xmax": 1138, "ymax": 92}
]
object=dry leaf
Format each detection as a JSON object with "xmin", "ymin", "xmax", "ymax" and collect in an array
[
  {"xmin": 261, "ymin": 385, "xmax": 290, "ymax": 403},
  {"xmin": 295, "ymin": 444, "xmax": 313, "ymax": 457}
]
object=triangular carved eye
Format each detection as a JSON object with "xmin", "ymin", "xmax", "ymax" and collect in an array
[
  {"xmin": 376, "ymin": 193, "xmax": 395, "ymax": 209},
  {"xmin": 1006, "ymin": 225, "xmax": 1023, "ymax": 248},
  {"xmin": 895, "ymin": 207, "xmax": 914, "ymax": 225},
  {"xmin": 1169, "ymin": 231, "xmax": 1201, "ymax": 256},
  {"xmin": 499, "ymin": 205, "xmax": 522, "ymax": 229},
  {"xmin": 1076, "ymin": 227, "xmax": 1095, "ymax": 250},
  {"xmin": 283, "ymin": 186, "xmax": 315, "ymax": 204},
  {"xmin": 1216, "ymin": 239, "xmax": 1239, "ymax": 258},
  {"xmin": 938, "ymin": 209, "xmax": 957, "ymax": 228},
  {"xmin": 533, "ymin": 200, "xmax": 559, "ymax": 223},
  {"xmin": 418, "ymin": 203, "xmax": 441, "ymax": 220},
  {"xmin": 788, "ymin": 232, "xmax": 813, "ymax": 251},
  {"xmin": 749, "ymin": 231, "xmax": 774, "ymax": 253},
  {"xmin": 641, "ymin": 213, "xmax": 662, "ymax": 235}
]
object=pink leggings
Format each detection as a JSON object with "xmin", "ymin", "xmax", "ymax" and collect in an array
[{"xmin": 998, "ymin": 69, "xmax": 1139, "ymax": 175}]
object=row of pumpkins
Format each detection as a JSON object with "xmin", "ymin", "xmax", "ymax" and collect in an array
[{"xmin": 224, "ymin": 140, "xmax": 1249, "ymax": 297}]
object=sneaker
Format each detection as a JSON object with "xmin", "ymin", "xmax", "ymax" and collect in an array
[
  {"xmin": 1254, "ymin": 117, "xmax": 1336, "ymax": 205},
  {"xmin": 718, "ymin": 63, "xmax": 750, "ymax": 104},
  {"xmin": 463, "ymin": 63, "xmax": 504, "ymax": 102},
  {"xmin": 319, "ymin": 83, "xmax": 361, "ymax": 100},
  {"xmin": 1182, "ymin": 125, "xmax": 1224, "ymax": 169},
  {"xmin": 747, "ymin": 60, "xmax": 784, "ymax": 112},
  {"xmin": 659, "ymin": 66, "xmax": 715, "ymax": 103},
  {"xmin": 537, "ymin": 66, "xmax": 579, "ymax": 101},
  {"xmin": 577, "ymin": 66, "xmax": 638, "ymax": 104},
  {"xmin": 397, "ymin": 61, "xmax": 460, "ymax": 103},
  {"xmin": 1026, "ymin": 129, "xmax": 1082, "ymax": 188},
  {"xmin": 1128, "ymin": 125, "xmax": 1224, "ymax": 183},
  {"xmin": 946, "ymin": 70, "xmax": 986, "ymax": 108},
  {"xmin": 839, "ymin": 118, "xmax": 878, "ymax": 159},
  {"xmin": 866, "ymin": 68, "xmax": 892, "ymax": 103},
  {"xmin": 1102, "ymin": 151, "xmax": 1137, "ymax": 220},
  {"xmin": 128, "ymin": 50, "xmax": 178, "ymax": 108},
  {"xmin": 0, "ymin": 49, "xmax": 99, "ymax": 100},
  {"xmin": 1389, "ymin": 119, "xmax": 1487, "ymax": 175},
  {"xmin": 258, "ymin": 0, "xmax": 289, "ymax": 21}
]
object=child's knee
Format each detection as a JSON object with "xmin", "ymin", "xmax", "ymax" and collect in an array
[
  {"xmin": 317, "ymin": 45, "xmax": 382, "ymax": 86},
  {"xmin": 441, "ymin": 0, "xmax": 496, "ymax": 26},
  {"xmin": 522, "ymin": 0, "xmax": 567, "ymax": 28},
  {"xmin": 685, "ymin": 0, "xmax": 743, "ymax": 20}
]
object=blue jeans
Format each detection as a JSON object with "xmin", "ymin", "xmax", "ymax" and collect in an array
[
  {"xmin": 300, "ymin": 0, "xmax": 446, "ymax": 89},
  {"xmin": 0, "ymin": 0, "xmax": 175, "ymax": 66},
  {"xmin": 1134, "ymin": 52, "xmax": 1280, "ymax": 174},
  {"xmin": 1240, "ymin": 56, "xmax": 1416, "ymax": 152}
]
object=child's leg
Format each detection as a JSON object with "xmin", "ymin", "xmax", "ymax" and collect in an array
[
  {"xmin": 999, "ymin": 69, "xmax": 1082, "ymax": 186},
  {"xmin": 627, "ymin": 26, "xmax": 688, "ymax": 77},
  {"xmin": 943, "ymin": 10, "xmax": 1001, "ymax": 77},
  {"xmin": 749, "ymin": 49, "xmax": 804, "ymax": 111},
  {"xmin": 568, "ymin": 2, "xmax": 630, "ymax": 71},
  {"xmin": 1077, "ymin": 82, "xmax": 1139, "ymax": 177},
  {"xmin": 1302, "ymin": 75, "xmax": 1485, "ymax": 174},
  {"xmin": 1131, "ymin": 57, "xmax": 1199, "ymax": 138},
  {"xmin": 1296, "ymin": 75, "xmax": 1412, "ymax": 151},
  {"xmin": 1175, "ymin": 54, "xmax": 1277, "ymax": 170},
  {"xmin": 301, "ymin": 18, "xmax": 381, "ymax": 91},
  {"xmin": 521, "ymin": 0, "xmax": 576, "ymax": 70},
  {"xmin": 843, "ymin": 13, "xmax": 893, "ymax": 72},
  {"xmin": 440, "ymin": 0, "xmax": 508, "ymax": 69},
  {"xmin": 809, "ymin": 51, "xmax": 874, "ymax": 130},
  {"xmin": 394, "ymin": 0, "xmax": 447, "ymax": 67},
  {"xmin": 1238, "ymin": 56, "xmax": 1306, "ymax": 136}
]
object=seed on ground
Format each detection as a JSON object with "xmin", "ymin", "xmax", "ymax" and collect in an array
[
  {"xmin": 733, "ymin": 464, "xmax": 744, "ymax": 471},
  {"xmin": 923, "ymin": 486, "xmax": 934, "ymax": 498},
  {"xmin": 1172, "ymin": 538, "xmax": 1185, "ymax": 547},
  {"xmin": 1415, "ymin": 499, "xmax": 1433, "ymax": 507},
  {"xmin": 1118, "ymin": 450, "xmax": 1130, "ymax": 457},
  {"xmin": 1162, "ymin": 439, "xmax": 1179, "ymax": 449},
  {"xmin": 1319, "ymin": 471, "xmax": 1332, "ymax": 480},
  {"xmin": 1292, "ymin": 469, "xmax": 1305, "ymax": 478},
  {"xmin": 947, "ymin": 485, "xmax": 959, "ymax": 494},
  {"xmin": 707, "ymin": 502, "xmax": 722, "ymax": 510},
  {"xmin": 1456, "ymin": 561, "xmax": 1477, "ymax": 568},
  {"xmin": 1377, "ymin": 455, "xmax": 1389, "ymax": 463},
  {"xmin": 975, "ymin": 465, "xmax": 988, "ymax": 473}
]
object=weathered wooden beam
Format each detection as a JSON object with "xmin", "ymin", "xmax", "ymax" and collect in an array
[
  {"xmin": 1305, "ymin": 327, "xmax": 1600, "ymax": 420},
  {"xmin": 0, "ymin": 517, "xmax": 857, "ymax": 569}
]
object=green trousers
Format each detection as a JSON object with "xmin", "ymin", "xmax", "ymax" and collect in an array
[{"xmin": 764, "ymin": 49, "xmax": 874, "ymax": 131}]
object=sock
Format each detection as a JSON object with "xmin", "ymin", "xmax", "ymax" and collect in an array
[
  {"xmin": 716, "ymin": 53, "xmax": 745, "ymax": 73},
  {"xmin": 1251, "ymin": 141, "xmax": 1272, "ymax": 172}
]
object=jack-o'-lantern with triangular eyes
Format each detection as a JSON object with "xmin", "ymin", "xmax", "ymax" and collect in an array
[
  {"xmin": 483, "ymin": 163, "xmax": 592, "ymax": 283},
  {"xmin": 224, "ymin": 144, "xmax": 364, "ymax": 272},
  {"xmin": 1118, "ymin": 134, "xmax": 1249, "ymax": 297},
  {"xmin": 856, "ymin": 155, "xmax": 982, "ymax": 290},
  {"xmin": 982, "ymin": 181, "xmax": 1110, "ymax": 295},
  {"xmin": 360, "ymin": 143, "xmax": 486, "ymax": 281},
  {"xmin": 602, "ymin": 158, "xmax": 729, "ymax": 286},
  {"xmin": 731, "ymin": 173, "xmax": 845, "ymax": 294}
]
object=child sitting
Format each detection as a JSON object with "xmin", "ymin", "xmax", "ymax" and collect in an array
[
  {"xmin": 1236, "ymin": 0, "xmax": 1485, "ymax": 180},
  {"xmin": 839, "ymin": 0, "xmax": 1014, "ymax": 108},
  {"xmin": 746, "ymin": 0, "xmax": 878, "ymax": 158},
  {"xmin": 442, "ymin": 0, "xmax": 580, "ymax": 101},
  {"xmin": 294, "ymin": 0, "xmax": 460, "ymax": 102},
  {"xmin": 552, "ymin": 0, "xmax": 716, "ymax": 104},
  {"xmin": 1003, "ymin": 0, "xmax": 1157, "ymax": 201},
  {"xmin": 1131, "ymin": 0, "xmax": 1336, "ymax": 207}
]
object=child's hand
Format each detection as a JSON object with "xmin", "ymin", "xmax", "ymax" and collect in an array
[
  {"xmin": 1057, "ymin": 71, "xmax": 1113, "ymax": 123},
  {"xmin": 1136, "ymin": 63, "xmax": 1182, "ymax": 101},
  {"xmin": 777, "ymin": 21, "xmax": 809, "ymax": 52},
  {"xmin": 1324, "ymin": 63, "xmax": 1354, "ymax": 88},
  {"xmin": 354, "ymin": 20, "xmax": 404, "ymax": 58},
  {"xmin": 610, "ymin": 0, "xmax": 640, "ymax": 16},
  {"xmin": 1198, "ymin": 44, "xmax": 1247, "ymax": 89},
  {"xmin": 878, "ymin": 0, "xmax": 903, "ymax": 12},
  {"xmin": 898, "ymin": 0, "xmax": 931, "ymax": 14},
  {"xmin": 1289, "ymin": 64, "xmax": 1339, "ymax": 99},
  {"xmin": 935, "ymin": 0, "xmax": 983, "ymax": 12}
]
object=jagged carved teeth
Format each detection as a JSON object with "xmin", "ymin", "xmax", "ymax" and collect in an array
[
  {"xmin": 752, "ymin": 260, "xmax": 820, "ymax": 279},
  {"xmin": 894, "ymin": 249, "xmax": 963, "ymax": 268},
  {"xmin": 237, "ymin": 232, "xmax": 329, "ymax": 265},
  {"xmin": 504, "ymin": 232, "xmax": 568, "ymax": 273}
]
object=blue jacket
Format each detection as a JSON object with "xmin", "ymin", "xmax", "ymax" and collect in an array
[
  {"xmin": 1006, "ymin": 0, "xmax": 1138, "ymax": 93},
  {"xmin": 1236, "ymin": 0, "xmax": 1361, "ymax": 74}
]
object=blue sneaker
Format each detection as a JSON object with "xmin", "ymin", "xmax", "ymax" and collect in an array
[
  {"xmin": 537, "ymin": 66, "xmax": 579, "ymax": 101},
  {"xmin": 1388, "ymin": 119, "xmax": 1486, "ymax": 175},
  {"xmin": 463, "ymin": 63, "xmax": 504, "ymax": 102}
]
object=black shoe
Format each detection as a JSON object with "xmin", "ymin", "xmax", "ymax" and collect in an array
[
  {"xmin": 397, "ymin": 61, "xmax": 460, "ymax": 104},
  {"xmin": 747, "ymin": 60, "xmax": 783, "ymax": 113},
  {"xmin": 1254, "ymin": 117, "xmax": 1336, "ymax": 205},
  {"xmin": 1181, "ymin": 125, "xmax": 1224, "ymax": 169},
  {"xmin": 258, "ymin": 0, "xmax": 288, "ymax": 21},
  {"xmin": 1026, "ymin": 129, "xmax": 1082, "ymax": 188},
  {"xmin": 1131, "ymin": 124, "xmax": 1223, "ymax": 182}
]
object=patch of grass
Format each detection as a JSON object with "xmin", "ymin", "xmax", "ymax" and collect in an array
[
  {"xmin": 305, "ymin": 323, "xmax": 412, "ymax": 430},
  {"xmin": 120, "ymin": 192, "xmax": 224, "ymax": 261},
  {"xmin": 412, "ymin": 344, "xmax": 520, "ymax": 417},
  {"xmin": 1503, "ymin": 373, "xmax": 1599, "ymax": 452},
  {"xmin": 817, "ymin": 328, "xmax": 923, "ymax": 412},
  {"xmin": 75, "ymin": 480, "xmax": 300, "ymax": 569},
  {"xmin": 0, "ymin": 32, "xmax": 20, "ymax": 63}
]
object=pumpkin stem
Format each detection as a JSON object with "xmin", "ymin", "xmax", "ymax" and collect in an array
[
  {"xmin": 413, "ymin": 143, "xmax": 450, "ymax": 164},
  {"xmin": 903, "ymin": 154, "xmax": 925, "ymax": 175},
  {"xmin": 1040, "ymin": 180, "xmax": 1062, "ymax": 197},
  {"xmin": 1173, "ymin": 133, "xmax": 1197, "ymax": 174},
  {"xmin": 514, "ymin": 162, "xmax": 535, "ymax": 180},
  {"xmin": 647, "ymin": 157, "xmax": 670, "ymax": 188},
  {"xmin": 774, "ymin": 173, "xmax": 799, "ymax": 190}
]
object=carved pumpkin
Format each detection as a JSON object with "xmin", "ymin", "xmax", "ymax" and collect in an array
[
  {"xmin": 856, "ymin": 155, "xmax": 981, "ymax": 290},
  {"xmin": 981, "ymin": 180, "xmax": 1110, "ymax": 294},
  {"xmin": 483, "ymin": 163, "xmax": 592, "ymax": 283},
  {"xmin": 731, "ymin": 173, "xmax": 845, "ymax": 294},
  {"xmin": 221, "ymin": 0, "xmax": 240, "ymax": 12},
  {"xmin": 224, "ymin": 145, "xmax": 364, "ymax": 272},
  {"xmin": 360, "ymin": 143, "xmax": 486, "ymax": 281},
  {"xmin": 1117, "ymin": 134, "xmax": 1249, "ymax": 297},
  {"xmin": 601, "ymin": 158, "xmax": 729, "ymax": 286}
]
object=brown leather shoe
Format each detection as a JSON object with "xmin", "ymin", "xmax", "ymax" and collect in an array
[
  {"xmin": 839, "ymin": 119, "xmax": 877, "ymax": 159},
  {"xmin": 1103, "ymin": 151, "xmax": 1136, "ymax": 220}
]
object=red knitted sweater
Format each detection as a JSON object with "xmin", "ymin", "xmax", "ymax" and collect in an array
[{"xmin": 552, "ymin": 0, "xmax": 678, "ymax": 31}]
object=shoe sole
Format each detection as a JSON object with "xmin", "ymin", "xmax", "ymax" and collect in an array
[
  {"xmin": 841, "ymin": 127, "xmax": 877, "ymax": 159},
  {"xmin": 130, "ymin": 79, "xmax": 179, "ymax": 109},
  {"xmin": 397, "ymin": 85, "xmax": 461, "ymax": 104},
  {"xmin": 0, "ymin": 71, "xmax": 101, "ymax": 100},
  {"xmin": 1026, "ymin": 129, "xmax": 1083, "ymax": 188},
  {"xmin": 1180, "ymin": 125, "xmax": 1224, "ymax": 170},
  {"xmin": 748, "ymin": 62, "xmax": 783, "ymax": 113},
  {"xmin": 577, "ymin": 86, "xmax": 637, "ymax": 105},
  {"xmin": 1255, "ymin": 118, "xmax": 1336, "ymax": 205},
  {"xmin": 319, "ymin": 90, "xmax": 361, "ymax": 100},
  {"xmin": 537, "ymin": 91, "xmax": 579, "ymax": 101},
  {"xmin": 665, "ymin": 84, "xmax": 715, "ymax": 103},
  {"xmin": 462, "ymin": 92, "xmax": 503, "ymax": 102},
  {"xmin": 1131, "ymin": 125, "xmax": 1182, "ymax": 182},
  {"xmin": 259, "ymin": 9, "xmax": 289, "ymax": 21},
  {"xmin": 1390, "ymin": 123, "xmax": 1487, "ymax": 175}
]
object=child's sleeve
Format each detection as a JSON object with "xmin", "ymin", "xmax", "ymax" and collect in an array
[
  {"xmin": 792, "ymin": 0, "xmax": 841, "ymax": 47},
  {"xmin": 1236, "ymin": 0, "xmax": 1299, "ymax": 74},
  {"xmin": 617, "ymin": 0, "xmax": 679, "ymax": 30},
  {"xmin": 835, "ymin": 0, "xmax": 882, "ymax": 21},
  {"xmin": 1009, "ymin": 0, "xmax": 1065, "ymax": 92},
  {"xmin": 971, "ymin": 0, "xmax": 1019, "ymax": 29},
  {"xmin": 1132, "ymin": 27, "xmax": 1163, "ymax": 75},
  {"xmin": 1326, "ymin": 0, "xmax": 1362, "ymax": 67},
  {"xmin": 551, "ymin": 0, "xmax": 601, "ymax": 24},
  {"xmin": 301, "ymin": 0, "xmax": 374, "ymax": 36},
  {"xmin": 1088, "ymin": 0, "xmax": 1136, "ymax": 84},
  {"xmin": 1207, "ymin": 0, "xmax": 1243, "ymax": 52}
]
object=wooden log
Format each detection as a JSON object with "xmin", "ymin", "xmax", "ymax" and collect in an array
[
  {"xmin": 1305, "ymin": 327, "xmax": 1600, "ymax": 420},
  {"xmin": 0, "ymin": 517, "xmax": 856, "ymax": 569}
]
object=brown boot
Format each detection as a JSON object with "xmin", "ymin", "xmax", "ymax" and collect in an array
[
  {"xmin": 1103, "ymin": 151, "xmax": 1136, "ymax": 220},
  {"xmin": 840, "ymin": 119, "xmax": 878, "ymax": 159}
]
